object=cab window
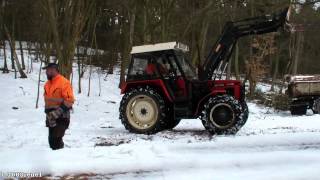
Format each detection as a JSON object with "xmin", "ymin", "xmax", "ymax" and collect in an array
[{"xmin": 127, "ymin": 54, "xmax": 159, "ymax": 80}]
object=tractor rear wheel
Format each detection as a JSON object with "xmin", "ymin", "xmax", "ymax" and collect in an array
[
  {"xmin": 119, "ymin": 86, "xmax": 167, "ymax": 134},
  {"xmin": 201, "ymin": 95, "xmax": 246, "ymax": 135}
]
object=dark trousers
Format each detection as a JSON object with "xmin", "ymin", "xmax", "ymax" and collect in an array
[{"xmin": 48, "ymin": 118, "xmax": 70, "ymax": 150}]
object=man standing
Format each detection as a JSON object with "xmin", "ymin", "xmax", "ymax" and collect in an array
[{"xmin": 43, "ymin": 63, "xmax": 75, "ymax": 150}]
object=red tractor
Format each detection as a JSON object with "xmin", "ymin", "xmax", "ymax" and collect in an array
[{"xmin": 119, "ymin": 8, "xmax": 290, "ymax": 135}]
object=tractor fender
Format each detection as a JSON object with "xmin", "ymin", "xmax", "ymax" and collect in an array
[
  {"xmin": 120, "ymin": 79, "xmax": 173, "ymax": 102},
  {"xmin": 194, "ymin": 89, "xmax": 226, "ymax": 116}
]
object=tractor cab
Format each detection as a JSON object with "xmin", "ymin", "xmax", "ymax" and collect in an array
[{"xmin": 126, "ymin": 42, "xmax": 197, "ymax": 102}]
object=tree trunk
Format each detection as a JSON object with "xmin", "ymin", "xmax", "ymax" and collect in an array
[
  {"xmin": 119, "ymin": 4, "xmax": 136, "ymax": 88},
  {"xmin": 77, "ymin": 46, "xmax": 82, "ymax": 94},
  {"xmin": 271, "ymin": 46, "xmax": 280, "ymax": 91},
  {"xmin": 142, "ymin": 0, "xmax": 148, "ymax": 43},
  {"xmin": 19, "ymin": 40, "xmax": 25, "ymax": 70},
  {"xmin": 10, "ymin": 40, "xmax": 15, "ymax": 70},
  {"xmin": 35, "ymin": 61, "xmax": 43, "ymax": 109},
  {"xmin": 2, "ymin": 40, "xmax": 9, "ymax": 73},
  {"xmin": 160, "ymin": 0, "xmax": 166, "ymax": 42},
  {"xmin": 5, "ymin": 26, "xmax": 27, "ymax": 78},
  {"xmin": 59, "ymin": 55, "xmax": 73, "ymax": 79},
  {"xmin": 193, "ymin": 18, "xmax": 209, "ymax": 65},
  {"xmin": 292, "ymin": 32, "xmax": 303, "ymax": 75},
  {"xmin": 107, "ymin": 63, "xmax": 113, "ymax": 74},
  {"xmin": 234, "ymin": 42, "xmax": 240, "ymax": 80},
  {"xmin": 87, "ymin": 64, "xmax": 92, "ymax": 97},
  {"xmin": 98, "ymin": 68, "xmax": 101, "ymax": 96}
]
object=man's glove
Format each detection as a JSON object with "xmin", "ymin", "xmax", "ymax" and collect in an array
[
  {"xmin": 46, "ymin": 114, "xmax": 57, "ymax": 127},
  {"xmin": 60, "ymin": 103, "xmax": 70, "ymax": 112},
  {"xmin": 46, "ymin": 107, "xmax": 64, "ymax": 127}
]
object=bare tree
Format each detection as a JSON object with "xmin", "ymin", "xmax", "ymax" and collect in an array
[
  {"xmin": 119, "ymin": 2, "xmax": 137, "ymax": 88},
  {"xmin": 40, "ymin": 0, "xmax": 95, "ymax": 79},
  {"xmin": 246, "ymin": 34, "xmax": 276, "ymax": 96},
  {"xmin": 35, "ymin": 61, "xmax": 43, "ymax": 109},
  {"xmin": 76, "ymin": 46, "xmax": 82, "ymax": 94},
  {"xmin": 292, "ymin": 31, "xmax": 304, "ymax": 75},
  {"xmin": 4, "ymin": 25, "xmax": 27, "ymax": 78},
  {"xmin": 87, "ymin": 18, "xmax": 97, "ymax": 97},
  {"xmin": 1, "ymin": 40, "xmax": 9, "ymax": 73},
  {"xmin": 234, "ymin": 43, "xmax": 240, "ymax": 80},
  {"xmin": 19, "ymin": 40, "xmax": 25, "ymax": 70}
]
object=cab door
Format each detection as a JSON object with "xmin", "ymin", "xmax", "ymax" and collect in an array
[{"xmin": 156, "ymin": 54, "xmax": 188, "ymax": 100}]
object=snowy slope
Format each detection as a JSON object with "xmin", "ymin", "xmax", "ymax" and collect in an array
[{"xmin": 0, "ymin": 52, "xmax": 320, "ymax": 179}]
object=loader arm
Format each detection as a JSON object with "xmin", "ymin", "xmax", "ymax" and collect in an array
[{"xmin": 199, "ymin": 7, "xmax": 290, "ymax": 81}]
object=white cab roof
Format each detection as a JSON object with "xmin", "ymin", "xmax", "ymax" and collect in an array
[{"xmin": 131, "ymin": 42, "xmax": 189, "ymax": 54}]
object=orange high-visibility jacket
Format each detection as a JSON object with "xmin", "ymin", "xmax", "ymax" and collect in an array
[{"xmin": 44, "ymin": 74, "xmax": 75, "ymax": 110}]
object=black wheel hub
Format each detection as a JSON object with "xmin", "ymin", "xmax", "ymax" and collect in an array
[
  {"xmin": 211, "ymin": 105, "xmax": 234, "ymax": 127},
  {"xmin": 141, "ymin": 108, "xmax": 148, "ymax": 115}
]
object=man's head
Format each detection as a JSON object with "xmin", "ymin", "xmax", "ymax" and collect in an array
[{"xmin": 42, "ymin": 63, "xmax": 59, "ymax": 80}]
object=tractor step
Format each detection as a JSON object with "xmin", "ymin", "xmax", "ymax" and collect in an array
[{"xmin": 174, "ymin": 103, "xmax": 192, "ymax": 118}]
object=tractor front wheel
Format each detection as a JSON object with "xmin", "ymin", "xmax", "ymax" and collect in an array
[
  {"xmin": 201, "ymin": 95, "xmax": 246, "ymax": 135},
  {"xmin": 241, "ymin": 102, "xmax": 249, "ymax": 126},
  {"xmin": 119, "ymin": 86, "xmax": 167, "ymax": 134}
]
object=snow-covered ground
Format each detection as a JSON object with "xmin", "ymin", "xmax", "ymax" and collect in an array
[{"xmin": 1, "ymin": 51, "xmax": 320, "ymax": 179}]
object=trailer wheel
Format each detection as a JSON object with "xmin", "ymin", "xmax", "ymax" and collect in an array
[
  {"xmin": 119, "ymin": 86, "xmax": 167, "ymax": 134},
  {"xmin": 201, "ymin": 95, "xmax": 246, "ymax": 135},
  {"xmin": 312, "ymin": 98, "xmax": 320, "ymax": 114},
  {"xmin": 290, "ymin": 105, "xmax": 307, "ymax": 115}
]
